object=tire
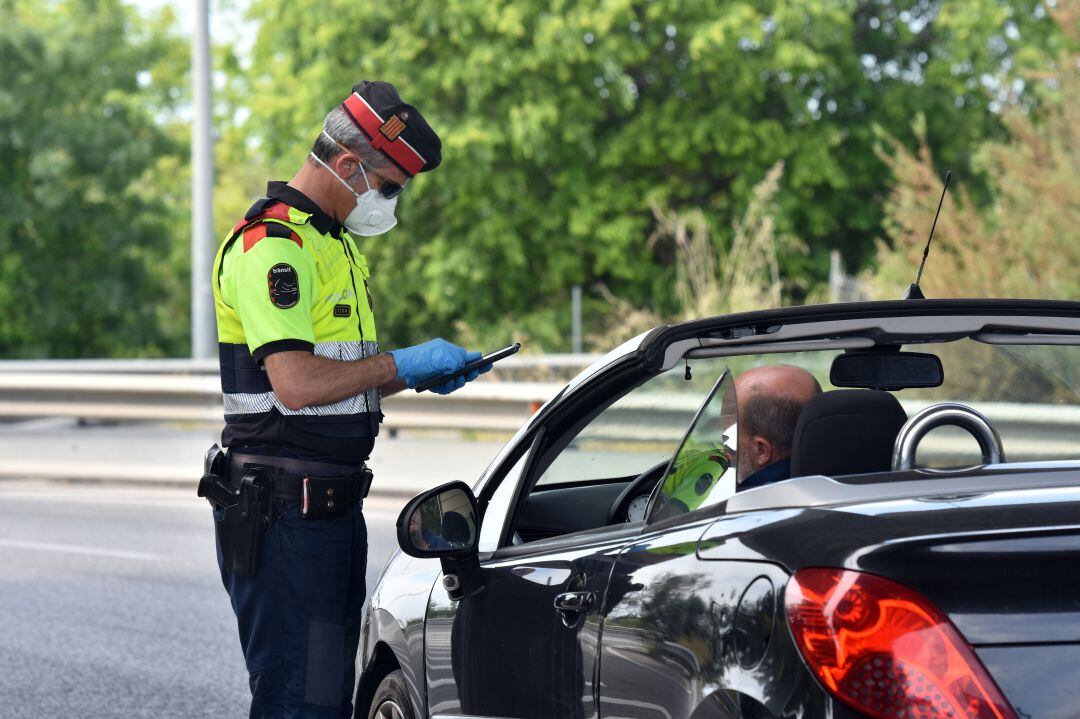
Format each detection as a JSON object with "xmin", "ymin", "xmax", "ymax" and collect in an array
[{"xmin": 367, "ymin": 670, "xmax": 415, "ymax": 719}]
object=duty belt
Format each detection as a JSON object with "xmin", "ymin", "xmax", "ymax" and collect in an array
[{"xmin": 228, "ymin": 452, "xmax": 373, "ymax": 504}]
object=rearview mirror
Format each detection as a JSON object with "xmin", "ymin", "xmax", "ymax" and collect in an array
[
  {"xmin": 830, "ymin": 350, "xmax": 943, "ymax": 390},
  {"xmin": 396, "ymin": 481, "xmax": 479, "ymax": 559}
]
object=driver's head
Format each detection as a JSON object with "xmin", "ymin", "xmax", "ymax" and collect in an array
[{"xmin": 735, "ymin": 365, "xmax": 821, "ymax": 481}]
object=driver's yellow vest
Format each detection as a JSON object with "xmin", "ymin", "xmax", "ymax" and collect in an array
[
  {"xmin": 211, "ymin": 197, "xmax": 380, "ymax": 461},
  {"xmin": 661, "ymin": 443, "xmax": 731, "ymax": 513}
]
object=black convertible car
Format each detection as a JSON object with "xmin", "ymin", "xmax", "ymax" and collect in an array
[{"xmin": 354, "ymin": 300, "xmax": 1080, "ymax": 719}]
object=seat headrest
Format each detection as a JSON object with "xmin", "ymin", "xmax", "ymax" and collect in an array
[{"xmin": 790, "ymin": 390, "xmax": 907, "ymax": 478}]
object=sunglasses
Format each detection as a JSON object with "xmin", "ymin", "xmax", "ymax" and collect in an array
[
  {"xmin": 359, "ymin": 160, "xmax": 406, "ymax": 200},
  {"xmin": 325, "ymin": 134, "xmax": 407, "ymax": 199}
]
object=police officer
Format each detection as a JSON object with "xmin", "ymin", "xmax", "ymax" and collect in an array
[{"xmin": 210, "ymin": 80, "xmax": 486, "ymax": 718}]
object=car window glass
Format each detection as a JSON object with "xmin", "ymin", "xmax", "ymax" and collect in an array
[
  {"xmin": 534, "ymin": 361, "xmax": 726, "ymax": 487},
  {"xmin": 504, "ymin": 360, "xmax": 728, "ymax": 545},
  {"xmin": 648, "ymin": 369, "xmax": 739, "ymax": 522}
]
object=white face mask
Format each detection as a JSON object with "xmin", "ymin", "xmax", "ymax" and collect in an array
[{"xmin": 310, "ymin": 139, "xmax": 398, "ymax": 236}]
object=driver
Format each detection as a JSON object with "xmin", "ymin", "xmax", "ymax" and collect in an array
[
  {"xmin": 409, "ymin": 509, "xmax": 450, "ymax": 551},
  {"xmin": 735, "ymin": 365, "xmax": 821, "ymax": 490}
]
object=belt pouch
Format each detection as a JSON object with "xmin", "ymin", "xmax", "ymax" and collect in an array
[
  {"xmin": 301, "ymin": 475, "xmax": 355, "ymax": 520},
  {"xmin": 215, "ymin": 469, "xmax": 274, "ymax": 578}
]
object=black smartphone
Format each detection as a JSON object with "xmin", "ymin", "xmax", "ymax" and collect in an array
[{"xmin": 414, "ymin": 342, "xmax": 522, "ymax": 393}]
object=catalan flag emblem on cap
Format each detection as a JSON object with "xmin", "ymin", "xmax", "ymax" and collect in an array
[{"xmin": 380, "ymin": 115, "xmax": 407, "ymax": 142}]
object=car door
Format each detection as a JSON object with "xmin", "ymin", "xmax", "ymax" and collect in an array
[
  {"xmin": 428, "ymin": 523, "xmax": 637, "ymax": 719},
  {"xmin": 596, "ymin": 370, "xmax": 781, "ymax": 718},
  {"xmin": 424, "ymin": 360, "xmax": 724, "ymax": 719}
]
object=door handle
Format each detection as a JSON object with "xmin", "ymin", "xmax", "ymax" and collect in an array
[{"xmin": 554, "ymin": 591, "xmax": 595, "ymax": 615}]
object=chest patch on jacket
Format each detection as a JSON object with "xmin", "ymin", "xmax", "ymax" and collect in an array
[
  {"xmin": 333, "ymin": 304, "xmax": 351, "ymax": 318},
  {"xmin": 268, "ymin": 263, "xmax": 299, "ymax": 309}
]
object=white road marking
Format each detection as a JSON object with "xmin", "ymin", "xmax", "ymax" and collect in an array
[{"xmin": 0, "ymin": 538, "xmax": 162, "ymax": 562}]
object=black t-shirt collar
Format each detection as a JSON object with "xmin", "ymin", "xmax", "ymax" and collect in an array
[{"xmin": 265, "ymin": 181, "xmax": 343, "ymax": 237}]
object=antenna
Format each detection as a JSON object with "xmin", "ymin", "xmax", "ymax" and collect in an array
[{"xmin": 903, "ymin": 170, "xmax": 951, "ymax": 300}]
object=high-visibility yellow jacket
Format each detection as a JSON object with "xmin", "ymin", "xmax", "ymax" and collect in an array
[{"xmin": 212, "ymin": 182, "xmax": 380, "ymax": 462}]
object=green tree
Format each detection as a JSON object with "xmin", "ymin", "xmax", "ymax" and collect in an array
[
  {"xmin": 0, "ymin": 0, "xmax": 190, "ymax": 358},
  {"xmin": 867, "ymin": 1, "xmax": 1080, "ymax": 300},
  {"xmin": 236, "ymin": 0, "xmax": 1063, "ymax": 350}
]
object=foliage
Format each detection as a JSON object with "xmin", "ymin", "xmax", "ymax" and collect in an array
[
  {"xmin": 590, "ymin": 161, "xmax": 806, "ymax": 346},
  {"xmin": 235, "ymin": 0, "xmax": 1063, "ymax": 351},
  {"xmin": 0, "ymin": 0, "xmax": 1071, "ymax": 358},
  {"xmin": 0, "ymin": 0, "xmax": 190, "ymax": 357},
  {"xmin": 866, "ymin": 2, "xmax": 1080, "ymax": 300}
]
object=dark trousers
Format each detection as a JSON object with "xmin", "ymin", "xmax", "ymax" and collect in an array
[{"xmin": 216, "ymin": 498, "xmax": 368, "ymax": 719}]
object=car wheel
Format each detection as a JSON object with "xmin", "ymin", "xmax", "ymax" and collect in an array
[{"xmin": 368, "ymin": 670, "xmax": 414, "ymax": 719}]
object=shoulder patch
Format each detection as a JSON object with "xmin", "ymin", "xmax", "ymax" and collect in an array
[
  {"xmin": 267, "ymin": 263, "xmax": 300, "ymax": 309},
  {"xmin": 243, "ymin": 222, "xmax": 303, "ymax": 253}
]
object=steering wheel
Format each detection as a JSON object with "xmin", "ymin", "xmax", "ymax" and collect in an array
[
  {"xmin": 607, "ymin": 459, "xmax": 671, "ymax": 524},
  {"xmin": 892, "ymin": 402, "xmax": 1005, "ymax": 471}
]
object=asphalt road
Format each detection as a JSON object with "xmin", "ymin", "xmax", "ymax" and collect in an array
[{"xmin": 0, "ymin": 481, "xmax": 409, "ymax": 718}]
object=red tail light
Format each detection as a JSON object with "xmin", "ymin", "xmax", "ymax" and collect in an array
[{"xmin": 785, "ymin": 567, "xmax": 1017, "ymax": 719}]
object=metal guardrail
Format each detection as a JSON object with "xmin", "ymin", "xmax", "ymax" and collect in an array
[
  {"xmin": 0, "ymin": 355, "xmax": 599, "ymax": 375},
  {"xmin": 0, "ymin": 372, "xmax": 567, "ymax": 430},
  {"xmin": 0, "ymin": 358, "xmax": 597, "ymax": 430},
  {"xmin": 569, "ymin": 394, "xmax": 1080, "ymax": 462},
  {"xmin": 1, "ymin": 359, "xmax": 1079, "ymax": 459}
]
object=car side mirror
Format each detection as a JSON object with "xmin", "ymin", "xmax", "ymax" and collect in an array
[{"xmin": 396, "ymin": 481, "xmax": 479, "ymax": 559}]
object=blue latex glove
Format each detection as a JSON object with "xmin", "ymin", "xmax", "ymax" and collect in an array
[
  {"xmin": 388, "ymin": 338, "xmax": 468, "ymax": 389},
  {"xmin": 428, "ymin": 350, "xmax": 494, "ymax": 395}
]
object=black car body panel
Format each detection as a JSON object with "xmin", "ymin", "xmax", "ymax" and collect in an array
[
  {"xmin": 976, "ymin": 645, "xmax": 1080, "ymax": 719},
  {"xmin": 598, "ymin": 522, "xmax": 819, "ymax": 718},
  {"xmin": 355, "ymin": 300, "xmax": 1080, "ymax": 719},
  {"xmin": 699, "ymin": 480, "xmax": 1080, "ymax": 644}
]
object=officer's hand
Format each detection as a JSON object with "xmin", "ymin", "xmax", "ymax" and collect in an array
[
  {"xmin": 429, "ymin": 351, "xmax": 493, "ymax": 395},
  {"xmin": 388, "ymin": 338, "xmax": 469, "ymax": 389}
]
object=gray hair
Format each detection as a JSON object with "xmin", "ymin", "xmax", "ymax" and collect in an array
[{"xmin": 309, "ymin": 106, "xmax": 392, "ymax": 173}]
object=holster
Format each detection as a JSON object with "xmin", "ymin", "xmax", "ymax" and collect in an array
[{"xmin": 214, "ymin": 468, "xmax": 275, "ymax": 578}]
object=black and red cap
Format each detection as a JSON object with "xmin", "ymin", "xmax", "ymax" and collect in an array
[{"xmin": 340, "ymin": 80, "xmax": 441, "ymax": 177}]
